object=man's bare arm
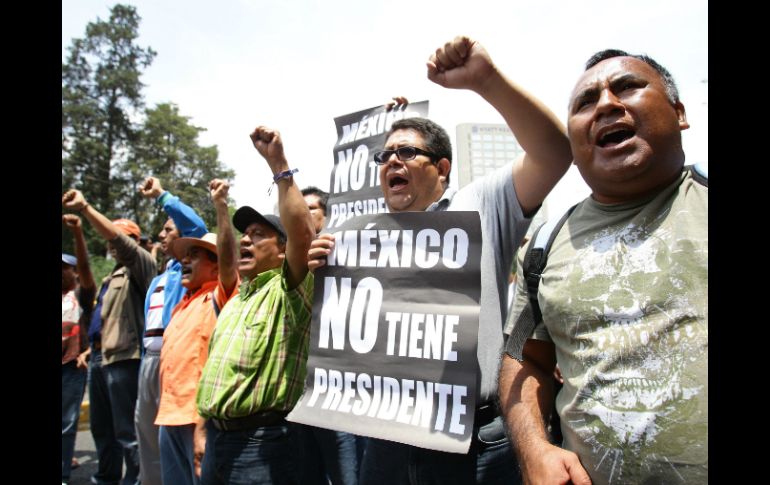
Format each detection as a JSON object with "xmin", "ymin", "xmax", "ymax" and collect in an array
[
  {"xmin": 209, "ymin": 179, "xmax": 239, "ymax": 295},
  {"xmin": 62, "ymin": 189, "xmax": 120, "ymax": 241},
  {"xmin": 63, "ymin": 214, "xmax": 95, "ymax": 291},
  {"xmin": 427, "ymin": 36, "xmax": 572, "ymax": 215},
  {"xmin": 499, "ymin": 339, "xmax": 591, "ymax": 485},
  {"xmin": 249, "ymin": 126, "xmax": 315, "ymax": 290}
]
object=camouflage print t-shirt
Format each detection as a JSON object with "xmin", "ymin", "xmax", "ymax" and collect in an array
[{"xmin": 515, "ymin": 169, "xmax": 707, "ymax": 484}]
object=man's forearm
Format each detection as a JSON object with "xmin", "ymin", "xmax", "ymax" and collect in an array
[
  {"xmin": 276, "ymin": 178, "xmax": 314, "ymax": 250},
  {"xmin": 499, "ymin": 354, "xmax": 555, "ymax": 466},
  {"xmin": 275, "ymin": 176, "xmax": 314, "ymax": 288},
  {"xmin": 72, "ymin": 226, "xmax": 95, "ymax": 290},
  {"xmin": 475, "ymin": 70, "xmax": 571, "ymax": 168},
  {"xmin": 80, "ymin": 203, "xmax": 120, "ymax": 241},
  {"xmin": 500, "ymin": 351, "xmax": 592, "ymax": 484},
  {"xmin": 215, "ymin": 201, "xmax": 238, "ymax": 292}
]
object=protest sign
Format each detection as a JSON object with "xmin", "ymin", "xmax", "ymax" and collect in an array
[
  {"xmin": 325, "ymin": 101, "xmax": 429, "ymax": 229},
  {"xmin": 288, "ymin": 210, "xmax": 481, "ymax": 453}
]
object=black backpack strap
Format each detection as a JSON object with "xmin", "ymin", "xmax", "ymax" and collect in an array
[
  {"xmin": 526, "ymin": 204, "xmax": 576, "ymax": 324},
  {"xmin": 522, "ymin": 226, "xmax": 547, "ymax": 325},
  {"xmin": 505, "ymin": 204, "xmax": 577, "ymax": 360}
]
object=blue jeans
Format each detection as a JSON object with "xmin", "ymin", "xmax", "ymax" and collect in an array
[
  {"xmin": 201, "ymin": 420, "xmax": 300, "ymax": 485},
  {"xmin": 88, "ymin": 349, "xmax": 141, "ymax": 485},
  {"xmin": 359, "ymin": 415, "xmax": 521, "ymax": 485},
  {"xmin": 62, "ymin": 361, "xmax": 87, "ymax": 483},
  {"xmin": 297, "ymin": 424, "xmax": 359, "ymax": 485},
  {"xmin": 159, "ymin": 424, "xmax": 199, "ymax": 485}
]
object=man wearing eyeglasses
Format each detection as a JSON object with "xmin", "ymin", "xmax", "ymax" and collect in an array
[{"xmin": 309, "ymin": 36, "xmax": 572, "ymax": 484}]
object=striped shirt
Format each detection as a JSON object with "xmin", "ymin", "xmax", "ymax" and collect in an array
[
  {"xmin": 196, "ymin": 261, "xmax": 314, "ymax": 419},
  {"xmin": 62, "ymin": 290, "xmax": 82, "ymax": 365}
]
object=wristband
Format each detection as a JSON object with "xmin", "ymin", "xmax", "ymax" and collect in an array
[
  {"xmin": 268, "ymin": 168, "xmax": 298, "ymax": 195},
  {"xmin": 273, "ymin": 168, "xmax": 298, "ymax": 182},
  {"xmin": 156, "ymin": 191, "xmax": 172, "ymax": 207}
]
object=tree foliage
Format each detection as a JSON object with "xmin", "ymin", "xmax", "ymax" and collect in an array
[
  {"xmin": 62, "ymin": 4, "xmax": 234, "ymax": 257},
  {"xmin": 62, "ymin": 4, "xmax": 155, "ymax": 255},
  {"xmin": 120, "ymin": 103, "xmax": 235, "ymax": 240}
]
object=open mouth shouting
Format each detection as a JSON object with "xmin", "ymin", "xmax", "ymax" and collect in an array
[
  {"xmin": 387, "ymin": 172, "xmax": 409, "ymax": 192},
  {"xmin": 595, "ymin": 123, "xmax": 636, "ymax": 150},
  {"xmin": 239, "ymin": 247, "xmax": 255, "ymax": 265}
]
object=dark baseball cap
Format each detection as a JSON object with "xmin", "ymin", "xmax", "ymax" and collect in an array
[{"xmin": 232, "ymin": 206, "xmax": 286, "ymax": 240}]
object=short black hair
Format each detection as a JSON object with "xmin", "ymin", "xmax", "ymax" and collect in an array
[
  {"xmin": 301, "ymin": 186, "xmax": 329, "ymax": 216},
  {"xmin": 585, "ymin": 49, "xmax": 680, "ymax": 104},
  {"xmin": 387, "ymin": 117, "xmax": 452, "ymax": 185}
]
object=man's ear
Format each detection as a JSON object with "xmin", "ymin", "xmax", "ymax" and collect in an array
[
  {"xmin": 436, "ymin": 158, "xmax": 451, "ymax": 184},
  {"xmin": 675, "ymin": 101, "xmax": 689, "ymax": 131}
]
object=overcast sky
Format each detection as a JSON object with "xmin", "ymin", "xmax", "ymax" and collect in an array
[{"xmin": 63, "ymin": 0, "xmax": 708, "ymax": 217}]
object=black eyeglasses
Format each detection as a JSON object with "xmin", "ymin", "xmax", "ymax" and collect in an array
[{"xmin": 373, "ymin": 146, "xmax": 439, "ymax": 165}]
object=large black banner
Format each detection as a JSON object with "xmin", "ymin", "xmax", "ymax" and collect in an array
[
  {"xmin": 325, "ymin": 101, "xmax": 430, "ymax": 230},
  {"xmin": 288, "ymin": 211, "xmax": 482, "ymax": 453}
]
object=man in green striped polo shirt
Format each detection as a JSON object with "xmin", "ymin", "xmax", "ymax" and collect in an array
[{"xmin": 195, "ymin": 125, "xmax": 316, "ymax": 484}]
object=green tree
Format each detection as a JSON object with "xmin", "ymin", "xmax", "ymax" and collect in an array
[
  {"xmin": 120, "ymin": 102, "xmax": 235, "ymax": 239},
  {"xmin": 62, "ymin": 4, "xmax": 236, "ymax": 259},
  {"xmin": 62, "ymin": 3, "xmax": 156, "ymax": 255}
]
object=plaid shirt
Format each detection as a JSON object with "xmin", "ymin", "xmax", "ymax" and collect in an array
[{"xmin": 196, "ymin": 261, "xmax": 314, "ymax": 419}]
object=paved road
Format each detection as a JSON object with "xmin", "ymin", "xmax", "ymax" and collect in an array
[{"xmin": 69, "ymin": 428, "xmax": 98, "ymax": 485}]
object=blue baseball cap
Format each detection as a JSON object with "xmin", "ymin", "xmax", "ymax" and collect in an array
[{"xmin": 62, "ymin": 253, "xmax": 77, "ymax": 267}]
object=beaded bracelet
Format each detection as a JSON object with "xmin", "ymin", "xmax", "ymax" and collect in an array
[{"xmin": 268, "ymin": 168, "xmax": 299, "ymax": 195}]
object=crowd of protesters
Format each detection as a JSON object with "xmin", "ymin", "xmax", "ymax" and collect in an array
[{"xmin": 63, "ymin": 35, "xmax": 707, "ymax": 485}]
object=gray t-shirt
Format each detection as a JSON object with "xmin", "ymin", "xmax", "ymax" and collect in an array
[
  {"xmin": 429, "ymin": 163, "xmax": 531, "ymax": 402},
  {"xmin": 509, "ymin": 169, "xmax": 708, "ymax": 483}
]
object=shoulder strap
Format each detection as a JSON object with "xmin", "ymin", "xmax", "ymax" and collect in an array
[
  {"xmin": 506, "ymin": 204, "xmax": 577, "ymax": 360},
  {"xmin": 522, "ymin": 204, "xmax": 578, "ymax": 325},
  {"xmin": 212, "ymin": 295, "xmax": 221, "ymax": 317},
  {"xmin": 689, "ymin": 162, "xmax": 708, "ymax": 187}
]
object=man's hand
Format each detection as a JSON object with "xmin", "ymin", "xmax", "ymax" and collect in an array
[
  {"xmin": 307, "ymin": 233, "xmax": 335, "ymax": 273},
  {"xmin": 62, "ymin": 214, "xmax": 82, "ymax": 230},
  {"xmin": 193, "ymin": 419, "xmax": 207, "ymax": 477},
  {"xmin": 427, "ymin": 35, "xmax": 496, "ymax": 93},
  {"xmin": 554, "ymin": 364, "xmax": 564, "ymax": 385},
  {"xmin": 521, "ymin": 442, "xmax": 592, "ymax": 485},
  {"xmin": 62, "ymin": 189, "xmax": 88, "ymax": 211},
  {"xmin": 249, "ymin": 126, "xmax": 288, "ymax": 174},
  {"xmin": 76, "ymin": 348, "xmax": 91, "ymax": 369},
  {"xmin": 385, "ymin": 96, "xmax": 409, "ymax": 111},
  {"xmin": 208, "ymin": 179, "xmax": 230, "ymax": 207},
  {"xmin": 139, "ymin": 177, "xmax": 164, "ymax": 199}
]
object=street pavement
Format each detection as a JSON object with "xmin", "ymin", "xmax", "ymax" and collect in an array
[{"xmin": 68, "ymin": 429, "xmax": 99, "ymax": 485}]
